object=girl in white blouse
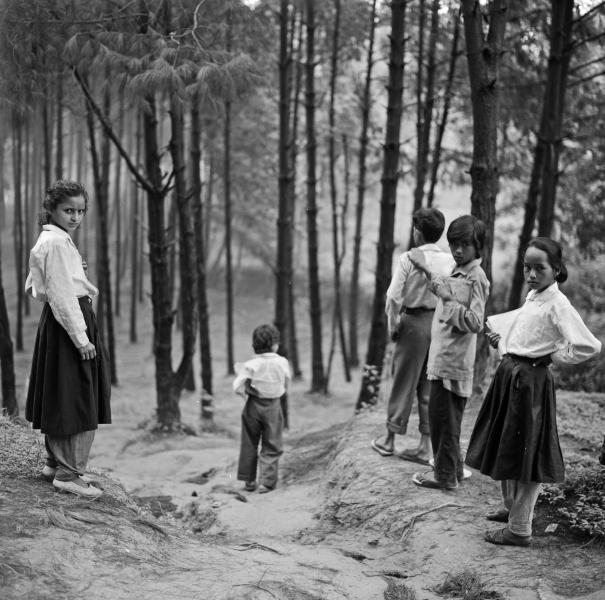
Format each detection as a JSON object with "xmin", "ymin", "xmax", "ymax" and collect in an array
[
  {"xmin": 465, "ymin": 237, "xmax": 601, "ymax": 546},
  {"xmin": 25, "ymin": 180, "xmax": 111, "ymax": 498}
]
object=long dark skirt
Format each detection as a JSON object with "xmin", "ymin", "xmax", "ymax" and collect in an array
[
  {"xmin": 26, "ymin": 297, "xmax": 111, "ymax": 436},
  {"xmin": 465, "ymin": 354, "xmax": 564, "ymax": 483}
]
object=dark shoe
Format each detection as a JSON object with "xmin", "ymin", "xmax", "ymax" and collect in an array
[
  {"xmin": 244, "ymin": 481, "xmax": 257, "ymax": 492},
  {"xmin": 486, "ymin": 508, "xmax": 510, "ymax": 523},
  {"xmin": 484, "ymin": 527, "xmax": 531, "ymax": 547},
  {"xmin": 371, "ymin": 439, "xmax": 394, "ymax": 457},
  {"xmin": 412, "ymin": 470, "xmax": 458, "ymax": 490}
]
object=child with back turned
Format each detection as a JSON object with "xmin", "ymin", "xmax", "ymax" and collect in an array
[
  {"xmin": 408, "ymin": 215, "xmax": 490, "ymax": 490},
  {"xmin": 465, "ymin": 237, "xmax": 601, "ymax": 546},
  {"xmin": 234, "ymin": 324, "xmax": 292, "ymax": 493}
]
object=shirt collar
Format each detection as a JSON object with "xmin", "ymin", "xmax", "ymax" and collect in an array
[
  {"xmin": 417, "ymin": 243, "xmax": 443, "ymax": 251},
  {"xmin": 526, "ymin": 281, "xmax": 559, "ymax": 304},
  {"xmin": 43, "ymin": 224, "xmax": 71, "ymax": 238},
  {"xmin": 452, "ymin": 257, "xmax": 482, "ymax": 276}
]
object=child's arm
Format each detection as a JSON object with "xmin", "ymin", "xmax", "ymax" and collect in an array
[
  {"xmin": 385, "ymin": 252, "xmax": 414, "ymax": 338},
  {"xmin": 408, "ymin": 248, "xmax": 453, "ymax": 300},
  {"xmin": 439, "ymin": 274, "xmax": 489, "ymax": 334},
  {"xmin": 550, "ymin": 301, "xmax": 602, "ymax": 365},
  {"xmin": 233, "ymin": 363, "xmax": 254, "ymax": 396}
]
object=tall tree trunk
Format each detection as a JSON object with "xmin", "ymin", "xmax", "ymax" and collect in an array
[
  {"xmin": 129, "ymin": 112, "xmax": 141, "ymax": 343},
  {"xmin": 0, "ymin": 109, "xmax": 5, "ymax": 229},
  {"xmin": 11, "ymin": 110, "xmax": 24, "ymax": 352},
  {"xmin": 275, "ymin": 0, "xmax": 294, "ymax": 358},
  {"xmin": 191, "ymin": 96, "xmax": 214, "ymax": 429},
  {"xmin": 23, "ymin": 118, "xmax": 31, "ymax": 316},
  {"xmin": 113, "ymin": 92, "xmax": 125, "ymax": 317},
  {"xmin": 461, "ymin": 0, "xmax": 509, "ymax": 397},
  {"xmin": 509, "ymin": 0, "xmax": 574, "ymax": 308},
  {"xmin": 224, "ymin": 8, "xmax": 235, "ymax": 377},
  {"xmin": 305, "ymin": 0, "xmax": 325, "ymax": 392},
  {"xmin": 356, "ymin": 0, "xmax": 407, "ymax": 410},
  {"xmin": 169, "ymin": 95, "xmax": 198, "ymax": 397},
  {"xmin": 55, "ymin": 72, "xmax": 63, "ymax": 180},
  {"xmin": 42, "ymin": 79, "xmax": 52, "ymax": 190},
  {"xmin": 325, "ymin": 0, "xmax": 350, "ymax": 392},
  {"xmin": 0, "ymin": 244, "xmax": 17, "ymax": 416},
  {"xmin": 427, "ymin": 6, "xmax": 461, "ymax": 207},
  {"xmin": 349, "ymin": 0, "xmax": 378, "ymax": 368}
]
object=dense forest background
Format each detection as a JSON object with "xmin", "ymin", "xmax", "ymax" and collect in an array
[{"xmin": 0, "ymin": 0, "xmax": 604, "ymax": 431}]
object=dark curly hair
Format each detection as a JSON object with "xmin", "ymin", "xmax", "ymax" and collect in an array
[
  {"xmin": 38, "ymin": 180, "xmax": 89, "ymax": 227},
  {"xmin": 412, "ymin": 207, "xmax": 446, "ymax": 243},
  {"xmin": 447, "ymin": 214, "xmax": 486, "ymax": 258},
  {"xmin": 526, "ymin": 237, "xmax": 568, "ymax": 283},
  {"xmin": 252, "ymin": 324, "xmax": 280, "ymax": 354}
]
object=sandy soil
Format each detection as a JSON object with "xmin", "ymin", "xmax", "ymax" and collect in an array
[{"xmin": 2, "ymin": 287, "xmax": 604, "ymax": 600}]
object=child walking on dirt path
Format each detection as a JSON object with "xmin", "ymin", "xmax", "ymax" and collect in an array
[
  {"xmin": 371, "ymin": 208, "xmax": 453, "ymax": 464},
  {"xmin": 25, "ymin": 180, "xmax": 111, "ymax": 499},
  {"xmin": 234, "ymin": 324, "xmax": 292, "ymax": 493},
  {"xmin": 408, "ymin": 215, "xmax": 490, "ymax": 491},
  {"xmin": 465, "ymin": 237, "xmax": 601, "ymax": 547}
]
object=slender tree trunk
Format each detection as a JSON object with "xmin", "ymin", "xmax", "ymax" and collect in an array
[
  {"xmin": 305, "ymin": 0, "xmax": 325, "ymax": 392},
  {"xmin": 42, "ymin": 79, "xmax": 52, "ymax": 190},
  {"xmin": 0, "ymin": 244, "xmax": 17, "ymax": 416},
  {"xmin": 325, "ymin": 0, "xmax": 350, "ymax": 392},
  {"xmin": 23, "ymin": 119, "xmax": 31, "ymax": 316},
  {"xmin": 55, "ymin": 72, "xmax": 63, "ymax": 180},
  {"xmin": 11, "ymin": 110, "xmax": 24, "ymax": 352},
  {"xmin": 461, "ymin": 0, "xmax": 509, "ymax": 397},
  {"xmin": 114, "ymin": 93, "xmax": 125, "ymax": 317},
  {"xmin": 129, "ymin": 112, "xmax": 140, "ymax": 343},
  {"xmin": 275, "ymin": 0, "xmax": 294, "ymax": 358},
  {"xmin": 224, "ymin": 8, "xmax": 235, "ymax": 377},
  {"xmin": 349, "ymin": 0, "xmax": 377, "ymax": 368},
  {"xmin": 0, "ymin": 110, "xmax": 5, "ymax": 229},
  {"xmin": 169, "ymin": 96, "xmax": 198, "ymax": 397},
  {"xmin": 509, "ymin": 0, "xmax": 573, "ymax": 308},
  {"xmin": 191, "ymin": 95, "xmax": 214, "ymax": 429},
  {"xmin": 356, "ymin": 0, "xmax": 407, "ymax": 410},
  {"xmin": 427, "ymin": 6, "xmax": 461, "ymax": 207}
]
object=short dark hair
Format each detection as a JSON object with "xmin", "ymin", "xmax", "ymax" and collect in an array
[
  {"xmin": 252, "ymin": 324, "xmax": 280, "ymax": 353},
  {"xmin": 39, "ymin": 180, "xmax": 89, "ymax": 227},
  {"xmin": 526, "ymin": 237, "xmax": 568, "ymax": 283},
  {"xmin": 447, "ymin": 215, "xmax": 486, "ymax": 258},
  {"xmin": 412, "ymin": 208, "xmax": 445, "ymax": 243}
]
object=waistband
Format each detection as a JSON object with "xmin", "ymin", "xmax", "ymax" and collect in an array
[
  {"xmin": 504, "ymin": 353, "xmax": 550, "ymax": 364},
  {"xmin": 402, "ymin": 306, "xmax": 435, "ymax": 315}
]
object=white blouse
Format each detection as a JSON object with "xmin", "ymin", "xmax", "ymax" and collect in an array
[
  {"xmin": 25, "ymin": 224, "xmax": 98, "ymax": 348},
  {"xmin": 496, "ymin": 283, "xmax": 601, "ymax": 365},
  {"xmin": 233, "ymin": 353, "xmax": 292, "ymax": 398}
]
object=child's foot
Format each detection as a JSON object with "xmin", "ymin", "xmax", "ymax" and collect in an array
[
  {"xmin": 244, "ymin": 481, "xmax": 257, "ymax": 492},
  {"xmin": 371, "ymin": 438, "xmax": 394, "ymax": 457},
  {"xmin": 258, "ymin": 484, "xmax": 274, "ymax": 494}
]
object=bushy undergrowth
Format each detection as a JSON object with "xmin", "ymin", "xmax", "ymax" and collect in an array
[
  {"xmin": 432, "ymin": 570, "xmax": 504, "ymax": 600},
  {"xmin": 540, "ymin": 465, "xmax": 605, "ymax": 539}
]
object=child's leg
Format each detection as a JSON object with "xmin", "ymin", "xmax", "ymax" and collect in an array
[
  {"xmin": 47, "ymin": 430, "xmax": 95, "ymax": 481},
  {"xmin": 506, "ymin": 480, "xmax": 541, "ymax": 537},
  {"xmin": 237, "ymin": 400, "xmax": 262, "ymax": 483},
  {"xmin": 258, "ymin": 399, "xmax": 284, "ymax": 489},
  {"xmin": 429, "ymin": 382, "xmax": 466, "ymax": 488}
]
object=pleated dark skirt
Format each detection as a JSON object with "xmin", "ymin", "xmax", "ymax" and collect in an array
[
  {"xmin": 465, "ymin": 354, "xmax": 564, "ymax": 483},
  {"xmin": 26, "ymin": 297, "xmax": 111, "ymax": 436}
]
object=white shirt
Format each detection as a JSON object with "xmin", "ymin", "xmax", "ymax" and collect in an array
[
  {"xmin": 495, "ymin": 283, "xmax": 601, "ymax": 365},
  {"xmin": 25, "ymin": 224, "xmax": 98, "ymax": 348},
  {"xmin": 385, "ymin": 243, "xmax": 454, "ymax": 334},
  {"xmin": 233, "ymin": 353, "xmax": 292, "ymax": 398}
]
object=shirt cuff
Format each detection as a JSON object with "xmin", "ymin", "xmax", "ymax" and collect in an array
[{"xmin": 71, "ymin": 331, "xmax": 90, "ymax": 348}]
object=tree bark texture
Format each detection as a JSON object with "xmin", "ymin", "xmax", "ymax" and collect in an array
[
  {"xmin": 356, "ymin": 0, "xmax": 407, "ymax": 410},
  {"xmin": 11, "ymin": 111, "xmax": 24, "ymax": 353},
  {"xmin": 0, "ymin": 245, "xmax": 17, "ymax": 416},
  {"xmin": 305, "ymin": 0, "xmax": 325, "ymax": 392}
]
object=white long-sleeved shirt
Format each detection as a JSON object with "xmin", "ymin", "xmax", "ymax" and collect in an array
[
  {"xmin": 385, "ymin": 243, "xmax": 454, "ymax": 334},
  {"xmin": 233, "ymin": 353, "xmax": 292, "ymax": 398},
  {"xmin": 25, "ymin": 224, "xmax": 98, "ymax": 348},
  {"xmin": 492, "ymin": 282, "xmax": 601, "ymax": 365}
]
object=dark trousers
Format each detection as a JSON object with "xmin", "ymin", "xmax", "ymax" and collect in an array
[
  {"xmin": 237, "ymin": 395, "xmax": 284, "ymax": 489},
  {"xmin": 429, "ymin": 381, "xmax": 467, "ymax": 488}
]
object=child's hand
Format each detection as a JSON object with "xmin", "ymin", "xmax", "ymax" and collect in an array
[
  {"xmin": 409, "ymin": 248, "xmax": 428, "ymax": 274},
  {"xmin": 435, "ymin": 283, "xmax": 453, "ymax": 302},
  {"xmin": 486, "ymin": 331, "xmax": 501, "ymax": 349},
  {"xmin": 82, "ymin": 260, "xmax": 88, "ymax": 273},
  {"xmin": 79, "ymin": 341, "xmax": 96, "ymax": 361}
]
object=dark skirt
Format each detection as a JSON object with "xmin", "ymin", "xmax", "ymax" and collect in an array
[
  {"xmin": 465, "ymin": 354, "xmax": 564, "ymax": 483},
  {"xmin": 26, "ymin": 297, "xmax": 111, "ymax": 436}
]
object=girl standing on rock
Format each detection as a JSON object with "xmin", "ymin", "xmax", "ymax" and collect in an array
[
  {"xmin": 465, "ymin": 237, "xmax": 601, "ymax": 546},
  {"xmin": 25, "ymin": 180, "xmax": 111, "ymax": 498}
]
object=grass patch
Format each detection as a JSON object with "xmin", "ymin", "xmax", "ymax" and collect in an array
[
  {"xmin": 0, "ymin": 412, "xmax": 45, "ymax": 479},
  {"xmin": 433, "ymin": 570, "xmax": 504, "ymax": 600},
  {"xmin": 384, "ymin": 580, "xmax": 417, "ymax": 600}
]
